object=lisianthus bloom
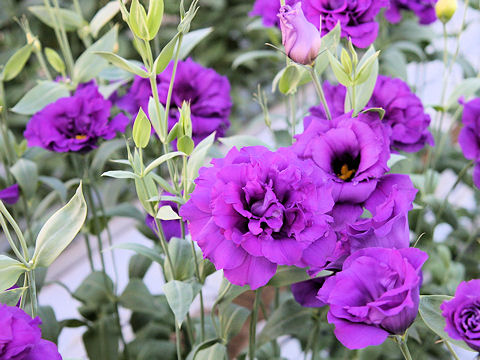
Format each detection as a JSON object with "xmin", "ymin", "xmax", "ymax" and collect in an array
[
  {"xmin": 301, "ymin": 0, "xmax": 389, "ymax": 48},
  {"xmin": 458, "ymin": 98, "xmax": 480, "ymax": 187},
  {"xmin": 385, "ymin": 0, "xmax": 437, "ymax": 25},
  {"xmin": 115, "ymin": 75, "xmax": 153, "ymax": 118},
  {"xmin": 158, "ymin": 59, "xmax": 231, "ymax": 145},
  {"xmin": 291, "ymin": 276, "xmax": 327, "ymax": 308},
  {"xmin": 278, "ymin": 3, "xmax": 322, "ymax": 65},
  {"xmin": 441, "ymin": 279, "xmax": 480, "ymax": 351},
  {"xmin": 294, "ymin": 112, "xmax": 390, "ymax": 204},
  {"xmin": 0, "ymin": 304, "xmax": 62, "ymax": 359},
  {"xmin": 24, "ymin": 81, "xmax": 128, "ymax": 153},
  {"xmin": 318, "ymin": 247, "xmax": 428, "ymax": 349},
  {"xmin": 180, "ymin": 146, "xmax": 335, "ymax": 289},
  {"xmin": 0, "ymin": 184, "xmax": 20, "ymax": 205}
]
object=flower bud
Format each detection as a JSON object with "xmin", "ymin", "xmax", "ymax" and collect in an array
[
  {"xmin": 435, "ymin": 0, "xmax": 457, "ymax": 23},
  {"xmin": 278, "ymin": 3, "xmax": 322, "ymax": 65}
]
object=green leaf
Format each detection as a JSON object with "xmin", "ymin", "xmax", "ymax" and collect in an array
[
  {"xmin": 257, "ymin": 299, "xmax": 312, "ymax": 347},
  {"xmin": 447, "ymin": 78, "xmax": 480, "ymax": 110},
  {"xmin": 32, "ymin": 183, "xmax": 87, "ymax": 268},
  {"xmin": 11, "ymin": 81, "xmax": 70, "ymax": 115},
  {"xmin": 232, "ymin": 50, "xmax": 279, "ymax": 69},
  {"xmin": 129, "ymin": 0, "xmax": 149, "ymax": 40},
  {"xmin": 195, "ymin": 343, "xmax": 228, "ymax": 360},
  {"xmin": 73, "ymin": 26, "xmax": 118, "ymax": 83},
  {"xmin": 91, "ymin": 139, "xmax": 126, "ymax": 173},
  {"xmin": 163, "ymin": 280, "xmax": 194, "ymax": 328},
  {"xmin": 419, "ymin": 295, "xmax": 475, "ymax": 352},
  {"xmin": 156, "ymin": 205, "xmax": 181, "ymax": 220},
  {"xmin": 119, "ymin": 279, "xmax": 162, "ymax": 315},
  {"xmin": 39, "ymin": 176, "xmax": 67, "ymax": 202},
  {"xmin": 133, "ymin": 108, "xmax": 151, "ymax": 148},
  {"xmin": 102, "ymin": 170, "xmax": 137, "ymax": 179},
  {"xmin": 219, "ymin": 303, "xmax": 249, "ymax": 341},
  {"xmin": 267, "ymin": 267, "xmax": 330, "ymax": 287},
  {"xmin": 216, "ymin": 278, "xmax": 249, "ymax": 305},
  {"xmin": 38, "ymin": 305, "xmax": 61, "ymax": 343},
  {"xmin": 2, "ymin": 43, "xmax": 33, "ymax": 81},
  {"xmin": 154, "ymin": 36, "xmax": 178, "ymax": 74},
  {"xmin": 90, "ymin": 2, "xmax": 121, "ymax": 38},
  {"xmin": 355, "ymin": 50, "xmax": 380, "ymax": 85},
  {"xmin": 327, "ymin": 50, "xmax": 352, "ymax": 87},
  {"xmin": 29, "ymin": 6, "xmax": 85, "ymax": 31},
  {"xmin": 45, "ymin": 47, "xmax": 65, "ymax": 74},
  {"xmin": 0, "ymin": 286, "xmax": 26, "ymax": 306},
  {"xmin": 11, "ymin": 159, "xmax": 38, "ymax": 199},
  {"xmin": 354, "ymin": 46, "xmax": 379, "ymax": 116},
  {"xmin": 144, "ymin": 151, "xmax": 184, "ymax": 175},
  {"xmin": 94, "ymin": 52, "xmax": 149, "ymax": 78},
  {"xmin": 179, "ymin": 27, "xmax": 214, "ymax": 60},
  {"xmin": 164, "ymin": 237, "xmax": 195, "ymax": 281},
  {"xmin": 315, "ymin": 22, "xmax": 341, "ymax": 75},
  {"xmin": 219, "ymin": 135, "xmax": 270, "ymax": 149},
  {"xmin": 146, "ymin": 0, "xmax": 164, "ymax": 40},
  {"xmin": 0, "ymin": 255, "xmax": 26, "ymax": 292},
  {"xmin": 279, "ymin": 64, "xmax": 301, "ymax": 95},
  {"xmin": 112, "ymin": 242, "xmax": 163, "ymax": 264},
  {"xmin": 73, "ymin": 271, "xmax": 114, "ymax": 305},
  {"xmin": 177, "ymin": 135, "xmax": 194, "ymax": 155},
  {"xmin": 83, "ymin": 315, "xmax": 119, "ymax": 360},
  {"xmin": 135, "ymin": 172, "xmax": 157, "ymax": 215},
  {"xmin": 128, "ymin": 254, "xmax": 152, "ymax": 279},
  {"xmin": 147, "ymin": 97, "xmax": 166, "ymax": 140}
]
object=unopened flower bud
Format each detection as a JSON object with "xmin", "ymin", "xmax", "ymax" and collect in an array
[
  {"xmin": 436, "ymin": 0, "xmax": 457, "ymax": 23},
  {"xmin": 278, "ymin": 3, "xmax": 322, "ymax": 65}
]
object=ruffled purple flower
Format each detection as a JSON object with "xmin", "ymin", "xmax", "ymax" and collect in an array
[
  {"xmin": 302, "ymin": 0, "xmax": 389, "ymax": 48},
  {"xmin": 458, "ymin": 98, "xmax": 480, "ymax": 188},
  {"xmin": 318, "ymin": 247, "xmax": 428, "ymax": 349},
  {"xmin": 294, "ymin": 112, "xmax": 390, "ymax": 204},
  {"xmin": 249, "ymin": 0, "xmax": 298, "ymax": 27},
  {"xmin": 24, "ymin": 81, "xmax": 129, "ymax": 153},
  {"xmin": 158, "ymin": 59, "xmax": 231, "ymax": 145},
  {"xmin": 385, "ymin": 0, "xmax": 437, "ymax": 25},
  {"xmin": 0, "ymin": 304, "xmax": 62, "ymax": 359},
  {"xmin": 0, "ymin": 184, "xmax": 20, "ymax": 205},
  {"xmin": 115, "ymin": 75, "xmax": 153, "ymax": 118},
  {"xmin": 368, "ymin": 75, "xmax": 434, "ymax": 152},
  {"xmin": 180, "ymin": 146, "xmax": 335, "ymax": 289},
  {"xmin": 441, "ymin": 279, "xmax": 480, "ymax": 352}
]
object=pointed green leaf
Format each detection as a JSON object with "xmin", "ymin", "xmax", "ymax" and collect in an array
[
  {"xmin": 94, "ymin": 52, "xmax": 149, "ymax": 77},
  {"xmin": 163, "ymin": 280, "xmax": 194, "ymax": 328},
  {"xmin": 179, "ymin": 27, "xmax": 213, "ymax": 60},
  {"xmin": 315, "ymin": 22, "xmax": 341, "ymax": 75},
  {"xmin": 279, "ymin": 64, "xmax": 301, "ymax": 95},
  {"xmin": 90, "ymin": 2, "xmax": 121, "ymax": 38},
  {"xmin": 102, "ymin": 170, "xmax": 137, "ymax": 179},
  {"xmin": 29, "ymin": 6, "xmax": 84, "ymax": 31},
  {"xmin": 195, "ymin": 343, "xmax": 228, "ymax": 360},
  {"xmin": 129, "ymin": 0, "xmax": 149, "ymax": 40},
  {"xmin": 119, "ymin": 279, "xmax": 162, "ymax": 315},
  {"xmin": 177, "ymin": 135, "xmax": 194, "ymax": 155},
  {"xmin": 327, "ymin": 50, "xmax": 352, "ymax": 87},
  {"xmin": 11, "ymin": 159, "xmax": 38, "ymax": 199},
  {"xmin": 144, "ymin": 151, "xmax": 185, "ymax": 175},
  {"xmin": 156, "ymin": 205, "xmax": 180, "ymax": 220},
  {"xmin": 32, "ymin": 183, "xmax": 87, "ymax": 268},
  {"xmin": 45, "ymin": 47, "xmax": 65, "ymax": 74},
  {"xmin": 133, "ymin": 108, "xmax": 151, "ymax": 148},
  {"xmin": 148, "ymin": 97, "xmax": 166, "ymax": 140},
  {"xmin": 0, "ymin": 286, "xmax": 27, "ymax": 306},
  {"xmin": 0, "ymin": 255, "xmax": 26, "ymax": 292},
  {"xmin": 353, "ymin": 47, "xmax": 379, "ymax": 116},
  {"xmin": 112, "ymin": 242, "xmax": 163, "ymax": 264},
  {"xmin": 146, "ymin": 0, "xmax": 164, "ymax": 40},
  {"xmin": 154, "ymin": 35, "xmax": 178, "ymax": 74},
  {"xmin": 219, "ymin": 303, "xmax": 250, "ymax": 341},
  {"xmin": 2, "ymin": 43, "xmax": 33, "ymax": 82},
  {"xmin": 11, "ymin": 81, "xmax": 70, "ymax": 115}
]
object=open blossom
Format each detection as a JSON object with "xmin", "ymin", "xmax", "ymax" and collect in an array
[
  {"xmin": 0, "ymin": 304, "xmax": 62, "ymax": 359},
  {"xmin": 180, "ymin": 146, "xmax": 335, "ymax": 289},
  {"xmin": 302, "ymin": 0, "xmax": 389, "ymax": 48},
  {"xmin": 278, "ymin": 3, "xmax": 322, "ymax": 65},
  {"xmin": 0, "ymin": 184, "xmax": 20, "ymax": 205},
  {"xmin": 385, "ymin": 0, "xmax": 438, "ymax": 25},
  {"xmin": 318, "ymin": 247, "xmax": 428, "ymax": 349},
  {"xmin": 294, "ymin": 112, "xmax": 390, "ymax": 204},
  {"xmin": 458, "ymin": 98, "xmax": 480, "ymax": 187},
  {"xmin": 441, "ymin": 279, "xmax": 480, "ymax": 351},
  {"xmin": 24, "ymin": 81, "xmax": 128, "ymax": 153}
]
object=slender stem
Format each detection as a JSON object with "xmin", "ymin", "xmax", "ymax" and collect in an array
[
  {"xmin": 20, "ymin": 273, "xmax": 28, "ymax": 309},
  {"xmin": 308, "ymin": 66, "xmax": 332, "ymax": 120},
  {"xmin": 289, "ymin": 94, "xmax": 296, "ymax": 142},
  {"xmin": 29, "ymin": 270, "xmax": 38, "ymax": 318},
  {"xmin": 0, "ymin": 81, "xmax": 16, "ymax": 167},
  {"xmin": 33, "ymin": 46, "xmax": 53, "ymax": 80},
  {"xmin": 83, "ymin": 233, "xmax": 95, "ymax": 271},
  {"xmin": 445, "ymin": 341, "xmax": 460, "ymax": 360},
  {"xmin": 188, "ymin": 234, "xmax": 205, "ymax": 341},
  {"xmin": 0, "ymin": 212, "xmax": 28, "ymax": 266},
  {"xmin": 175, "ymin": 325, "xmax": 182, "ymax": 360},
  {"xmin": 395, "ymin": 336, "xmax": 413, "ymax": 360},
  {"xmin": 0, "ymin": 201, "xmax": 29, "ymax": 261},
  {"xmin": 211, "ymin": 282, "xmax": 233, "ymax": 334},
  {"xmin": 114, "ymin": 301, "xmax": 130, "ymax": 360},
  {"xmin": 249, "ymin": 288, "xmax": 262, "ymax": 360}
]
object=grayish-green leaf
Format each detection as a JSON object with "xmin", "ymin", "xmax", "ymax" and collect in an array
[
  {"xmin": 2, "ymin": 43, "xmax": 33, "ymax": 81},
  {"xmin": 133, "ymin": 108, "xmax": 151, "ymax": 148},
  {"xmin": 179, "ymin": 28, "xmax": 214, "ymax": 60},
  {"xmin": 32, "ymin": 183, "xmax": 87, "ymax": 268},
  {"xmin": 354, "ymin": 47, "xmax": 379, "ymax": 116},
  {"xmin": 11, "ymin": 81, "xmax": 70, "ymax": 115},
  {"xmin": 232, "ymin": 50, "xmax": 279, "ymax": 69},
  {"xmin": 45, "ymin": 47, "xmax": 65, "ymax": 74},
  {"xmin": 119, "ymin": 279, "xmax": 162, "ymax": 315},
  {"xmin": 164, "ymin": 237, "xmax": 195, "ymax": 281},
  {"xmin": 195, "ymin": 343, "xmax": 228, "ymax": 360},
  {"xmin": 177, "ymin": 135, "xmax": 194, "ymax": 155},
  {"xmin": 0, "ymin": 255, "xmax": 26, "ymax": 292},
  {"xmin": 129, "ymin": 0, "xmax": 149, "ymax": 40},
  {"xmin": 144, "ymin": 151, "xmax": 184, "ymax": 175},
  {"xmin": 112, "ymin": 242, "xmax": 163, "ymax": 264},
  {"xmin": 39, "ymin": 176, "xmax": 67, "ymax": 202},
  {"xmin": 146, "ymin": 0, "xmax": 164, "ymax": 40},
  {"xmin": 267, "ymin": 267, "xmax": 330, "ymax": 287},
  {"xmin": 327, "ymin": 50, "xmax": 352, "ymax": 87},
  {"xmin": 102, "ymin": 170, "xmax": 137, "ymax": 179},
  {"xmin": 147, "ymin": 97, "xmax": 165, "ymax": 140},
  {"xmin": 90, "ymin": 2, "xmax": 120, "ymax": 38},
  {"xmin": 0, "ymin": 286, "xmax": 26, "ymax": 306},
  {"xmin": 219, "ymin": 303, "xmax": 249, "ymax": 341},
  {"xmin": 91, "ymin": 139, "xmax": 126, "ymax": 172},
  {"xmin": 279, "ymin": 64, "xmax": 301, "ymax": 95},
  {"xmin": 73, "ymin": 271, "xmax": 114, "ymax": 305},
  {"xmin": 11, "ymin": 159, "xmax": 38, "ymax": 199},
  {"xmin": 154, "ymin": 35, "xmax": 178, "ymax": 75},
  {"xmin": 95, "ymin": 52, "xmax": 148, "ymax": 77},
  {"xmin": 163, "ymin": 280, "xmax": 194, "ymax": 328},
  {"xmin": 29, "ymin": 6, "xmax": 85, "ymax": 31},
  {"xmin": 156, "ymin": 205, "xmax": 180, "ymax": 220},
  {"xmin": 315, "ymin": 22, "xmax": 341, "ymax": 75},
  {"xmin": 135, "ymin": 172, "xmax": 157, "ymax": 215}
]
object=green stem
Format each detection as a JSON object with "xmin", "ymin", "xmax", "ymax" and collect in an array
[
  {"xmin": 211, "ymin": 282, "xmax": 232, "ymax": 335},
  {"xmin": 249, "ymin": 288, "xmax": 262, "ymax": 360},
  {"xmin": 20, "ymin": 274, "xmax": 28, "ymax": 309},
  {"xmin": 445, "ymin": 341, "xmax": 460, "ymax": 360},
  {"xmin": 289, "ymin": 94, "xmax": 296, "ymax": 142},
  {"xmin": 114, "ymin": 301, "xmax": 130, "ymax": 360},
  {"xmin": 33, "ymin": 45, "xmax": 53, "ymax": 80},
  {"xmin": 83, "ymin": 233, "xmax": 95, "ymax": 271},
  {"xmin": 395, "ymin": 336, "xmax": 413, "ymax": 360},
  {"xmin": 0, "ymin": 80, "xmax": 16, "ymax": 167},
  {"xmin": 0, "ymin": 201, "xmax": 29, "ymax": 262},
  {"xmin": 0, "ymin": 211, "xmax": 28, "ymax": 266},
  {"xmin": 29, "ymin": 270, "xmax": 38, "ymax": 318},
  {"xmin": 175, "ymin": 325, "xmax": 182, "ymax": 360},
  {"xmin": 308, "ymin": 66, "xmax": 332, "ymax": 120}
]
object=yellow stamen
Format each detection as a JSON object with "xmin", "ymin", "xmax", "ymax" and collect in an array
[
  {"xmin": 338, "ymin": 164, "xmax": 355, "ymax": 181},
  {"xmin": 75, "ymin": 134, "xmax": 87, "ymax": 140}
]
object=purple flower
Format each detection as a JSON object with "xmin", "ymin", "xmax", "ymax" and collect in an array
[
  {"xmin": 291, "ymin": 276, "xmax": 327, "ymax": 308},
  {"xmin": 318, "ymin": 247, "xmax": 428, "ymax": 349},
  {"xmin": 459, "ymin": 98, "xmax": 480, "ymax": 187},
  {"xmin": 441, "ymin": 279, "xmax": 480, "ymax": 352},
  {"xmin": 368, "ymin": 75, "xmax": 434, "ymax": 152},
  {"xmin": 0, "ymin": 184, "xmax": 20, "ymax": 205},
  {"xmin": 278, "ymin": 3, "xmax": 322, "ymax": 65},
  {"xmin": 115, "ymin": 75, "xmax": 153, "ymax": 118},
  {"xmin": 294, "ymin": 112, "xmax": 390, "ymax": 204},
  {"xmin": 24, "ymin": 81, "xmax": 129, "ymax": 153},
  {"xmin": 302, "ymin": 0, "xmax": 389, "ymax": 48},
  {"xmin": 158, "ymin": 59, "xmax": 232, "ymax": 145},
  {"xmin": 180, "ymin": 146, "xmax": 335, "ymax": 289},
  {"xmin": 0, "ymin": 304, "xmax": 62, "ymax": 359},
  {"xmin": 249, "ymin": 0, "xmax": 298, "ymax": 27},
  {"xmin": 385, "ymin": 0, "xmax": 437, "ymax": 25}
]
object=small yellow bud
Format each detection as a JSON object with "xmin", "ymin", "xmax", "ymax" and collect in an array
[{"xmin": 435, "ymin": 0, "xmax": 458, "ymax": 23}]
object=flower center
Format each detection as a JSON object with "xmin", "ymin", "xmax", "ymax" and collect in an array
[
  {"xmin": 75, "ymin": 134, "xmax": 87, "ymax": 140},
  {"xmin": 332, "ymin": 153, "xmax": 360, "ymax": 181}
]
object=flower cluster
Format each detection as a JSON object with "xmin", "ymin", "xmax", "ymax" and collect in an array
[
  {"xmin": 117, "ymin": 58, "xmax": 232, "ymax": 145},
  {"xmin": 458, "ymin": 98, "xmax": 480, "ymax": 188},
  {"xmin": 385, "ymin": 0, "xmax": 438, "ymax": 25},
  {"xmin": 25, "ymin": 81, "xmax": 128, "ymax": 153},
  {"xmin": 0, "ymin": 304, "xmax": 62, "ymax": 359}
]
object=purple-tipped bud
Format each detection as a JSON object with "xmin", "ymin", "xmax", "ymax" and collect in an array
[{"xmin": 278, "ymin": 3, "xmax": 322, "ymax": 65}]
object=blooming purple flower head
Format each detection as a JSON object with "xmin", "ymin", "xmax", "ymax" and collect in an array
[
  {"xmin": 368, "ymin": 75, "xmax": 434, "ymax": 152},
  {"xmin": 318, "ymin": 247, "xmax": 428, "ymax": 349},
  {"xmin": 278, "ymin": 3, "xmax": 322, "ymax": 65},
  {"xmin": 302, "ymin": 0, "xmax": 389, "ymax": 48},
  {"xmin": 0, "ymin": 304, "xmax": 62, "ymax": 359},
  {"xmin": 249, "ymin": 0, "xmax": 298, "ymax": 27},
  {"xmin": 180, "ymin": 146, "xmax": 336, "ymax": 289},
  {"xmin": 294, "ymin": 112, "xmax": 390, "ymax": 204},
  {"xmin": 441, "ymin": 279, "xmax": 480, "ymax": 352},
  {"xmin": 115, "ymin": 75, "xmax": 153, "ymax": 118},
  {"xmin": 145, "ymin": 195, "xmax": 185, "ymax": 241},
  {"xmin": 385, "ymin": 0, "xmax": 438, "ymax": 25},
  {"xmin": 458, "ymin": 98, "xmax": 480, "ymax": 188},
  {"xmin": 0, "ymin": 184, "xmax": 20, "ymax": 205},
  {"xmin": 158, "ymin": 59, "xmax": 232, "ymax": 145},
  {"xmin": 24, "ymin": 81, "xmax": 129, "ymax": 153}
]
